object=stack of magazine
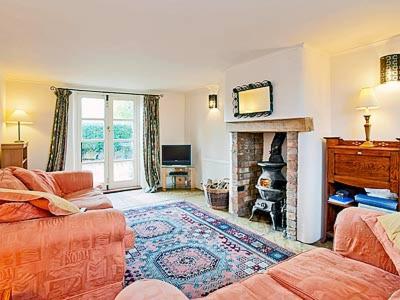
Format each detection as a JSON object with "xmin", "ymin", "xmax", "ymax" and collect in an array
[
  {"xmin": 328, "ymin": 188, "xmax": 398, "ymax": 213},
  {"xmin": 355, "ymin": 188, "xmax": 398, "ymax": 213},
  {"xmin": 328, "ymin": 194, "xmax": 354, "ymax": 206}
]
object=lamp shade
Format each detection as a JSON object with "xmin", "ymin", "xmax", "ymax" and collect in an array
[
  {"xmin": 380, "ymin": 54, "xmax": 400, "ymax": 83},
  {"xmin": 356, "ymin": 87, "xmax": 379, "ymax": 110},
  {"xmin": 7, "ymin": 109, "xmax": 31, "ymax": 123}
]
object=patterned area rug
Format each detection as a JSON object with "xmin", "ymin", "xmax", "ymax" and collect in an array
[{"xmin": 124, "ymin": 201, "xmax": 293, "ymax": 298}]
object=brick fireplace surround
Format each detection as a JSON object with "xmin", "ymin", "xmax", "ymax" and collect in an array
[{"xmin": 227, "ymin": 117, "xmax": 313, "ymax": 240}]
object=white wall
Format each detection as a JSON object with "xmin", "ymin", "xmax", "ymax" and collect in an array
[
  {"xmin": 159, "ymin": 92, "xmax": 186, "ymax": 145},
  {"xmin": 0, "ymin": 73, "xmax": 5, "ymax": 148},
  {"xmin": 223, "ymin": 44, "xmax": 331, "ymax": 243},
  {"xmin": 184, "ymin": 87, "xmax": 229, "ymax": 188},
  {"xmin": 3, "ymin": 80, "xmax": 186, "ymax": 170},
  {"xmin": 331, "ymin": 36, "xmax": 400, "ymax": 140},
  {"xmin": 224, "ymin": 46, "xmax": 306, "ymax": 122},
  {"xmin": 297, "ymin": 45, "xmax": 331, "ymax": 243},
  {"xmin": 4, "ymin": 80, "xmax": 56, "ymax": 169}
]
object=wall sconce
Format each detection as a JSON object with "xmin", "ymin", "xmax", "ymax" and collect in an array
[
  {"xmin": 207, "ymin": 84, "xmax": 219, "ymax": 110},
  {"xmin": 380, "ymin": 54, "xmax": 400, "ymax": 83},
  {"xmin": 209, "ymin": 94, "xmax": 217, "ymax": 109}
]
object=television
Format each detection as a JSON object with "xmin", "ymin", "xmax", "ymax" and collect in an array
[{"xmin": 162, "ymin": 145, "xmax": 192, "ymax": 166}]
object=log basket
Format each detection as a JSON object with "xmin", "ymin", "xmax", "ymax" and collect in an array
[{"xmin": 203, "ymin": 180, "xmax": 229, "ymax": 210}]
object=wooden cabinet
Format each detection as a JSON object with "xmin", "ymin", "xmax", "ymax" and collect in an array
[
  {"xmin": 1, "ymin": 143, "xmax": 28, "ymax": 168},
  {"xmin": 324, "ymin": 138, "xmax": 400, "ymax": 241}
]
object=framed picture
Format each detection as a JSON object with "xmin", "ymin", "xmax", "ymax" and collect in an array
[{"xmin": 233, "ymin": 80, "xmax": 273, "ymax": 118}]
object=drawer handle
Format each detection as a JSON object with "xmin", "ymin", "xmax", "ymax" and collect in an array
[{"xmin": 357, "ymin": 151, "xmax": 362, "ymax": 155}]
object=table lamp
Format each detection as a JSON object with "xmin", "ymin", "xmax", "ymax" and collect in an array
[
  {"xmin": 7, "ymin": 109, "xmax": 32, "ymax": 143},
  {"xmin": 356, "ymin": 87, "xmax": 379, "ymax": 148}
]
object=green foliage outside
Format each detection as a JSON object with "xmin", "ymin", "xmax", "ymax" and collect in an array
[
  {"xmin": 113, "ymin": 100, "xmax": 134, "ymax": 119},
  {"xmin": 81, "ymin": 122, "xmax": 133, "ymax": 161}
]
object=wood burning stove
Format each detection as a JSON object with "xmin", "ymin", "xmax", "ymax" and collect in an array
[{"xmin": 249, "ymin": 133, "xmax": 287, "ymax": 231}]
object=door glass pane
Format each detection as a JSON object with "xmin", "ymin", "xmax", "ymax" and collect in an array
[
  {"xmin": 81, "ymin": 98, "xmax": 104, "ymax": 118},
  {"xmin": 82, "ymin": 163, "xmax": 104, "ymax": 184},
  {"xmin": 113, "ymin": 121, "xmax": 133, "ymax": 139},
  {"xmin": 82, "ymin": 120, "xmax": 104, "ymax": 139},
  {"xmin": 113, "ymin": 161, "xmax": 133, "ymax": 181},
  {"xmin": 114, "ymin": 141, "xmax": 133, "ymax": 160},
  {"xmin": 81, "ymin": 141, "xmax": 104, "ymax": 162},
  {"xmin": 113, "ymin": 100, "xmax": 134, "ymax": 119}
]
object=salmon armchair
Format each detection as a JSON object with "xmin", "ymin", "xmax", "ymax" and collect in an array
[{"xmin": 0, "ymin": 168, "xmax": 134, "ymax": 299}]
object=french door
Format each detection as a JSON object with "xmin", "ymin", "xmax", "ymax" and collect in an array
[{"xmin": 77, "ymin": 93, "xmax": 140, "ymax": 190}]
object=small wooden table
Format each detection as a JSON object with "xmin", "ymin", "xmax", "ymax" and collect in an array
[
  {"xmin": 161, "ymin": 165, "xmax": 195, "ymax": 191},
  {"xmin": 1, "ymin": 142, "xmax": 28, "ymax": 168}
]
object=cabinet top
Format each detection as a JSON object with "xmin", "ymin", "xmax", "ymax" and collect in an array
[
  {"xmin": 1, "ymin": 142, "xmax": 28, "ymax": 149},
  {"xmin": 324, "ymin": 137, "xmax": 400, "ymax": 151}
]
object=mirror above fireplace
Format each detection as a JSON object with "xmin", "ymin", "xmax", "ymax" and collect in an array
[{"xmin": 233, "ymin": 80, "xmax": 273, "ymax": 118}]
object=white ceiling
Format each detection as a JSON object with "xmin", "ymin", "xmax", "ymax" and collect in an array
[{"xmin": 1, "ymin": 0, "xmax": 400, "ymax": 91}]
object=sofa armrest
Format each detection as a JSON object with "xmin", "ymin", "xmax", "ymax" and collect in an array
[
  {"xmin": 333, "ymin": 207, "xmax": 397, "ymax": 274},
  {"xmin": 50, "ymin": 170, "xmax": 94, "ymax": 194},
  {"xmin": 0, "ymin": 209, "xmax": 127, "ymax": 299}
]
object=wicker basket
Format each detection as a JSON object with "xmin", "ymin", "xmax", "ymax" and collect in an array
[{"xmin": 204, "ymin": 186, "xmax": 229, "ymax": 210}]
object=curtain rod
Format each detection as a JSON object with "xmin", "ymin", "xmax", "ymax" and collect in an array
[{"xmin": 50, "ymin": 86, "xmax": 163, "ymax": 98}]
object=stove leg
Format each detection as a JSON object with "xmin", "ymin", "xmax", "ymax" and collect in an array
[
  {"xmin": 249, "ymin": 207, "xmax": 258, "ymax": 221},
  {"xmin": 270, "ymin": 211, "xmax": 277, "ymax": 230}
]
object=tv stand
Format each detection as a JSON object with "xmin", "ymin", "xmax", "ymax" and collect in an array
[{"xmin": 161, "ymin": 165, "xmax": 195, "ymax": 191}]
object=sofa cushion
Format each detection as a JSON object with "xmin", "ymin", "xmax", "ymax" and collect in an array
[
  {"xmin": 12, "ymin": 168, "xmax": 62, "ymax": 196},
  {"xmin": 268, "ymin": 248, "xmax": 400, "ymax": 300},
  {"xmin": 65, "ymin": 187, "xmax": 113, "ymax": 210},
  {"xmin": 0, "ymin": 202, "xmax": 51, "ymax": 223},
  {"xmin": 50, "ymin": 170, "xmax": 94, "ymax": 195},
  {"xmin": 363, "ymin": 214, "xmax": 400, "ymax": 275},
  {"xmin": 116, "ymin": 279, "xmax": 188, "ymax": 300},
  {"xmin": 0, "ymin": 169, "xmax": 28, "ymax": 190},
  {"xmin": 201, "ymin": 273, "xmax": 301, "ymax": 300},
  {"xmin": 334, "ymin": 207, "xmax": 397, "ymax": 274}
]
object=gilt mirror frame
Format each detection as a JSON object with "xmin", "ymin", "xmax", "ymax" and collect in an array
[{"xmin": 232, "ymin": 80, "xmax": 273, "ymax": 118}]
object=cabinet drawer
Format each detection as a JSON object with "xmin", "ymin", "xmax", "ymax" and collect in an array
[
  {"xmin": 334, "ymin": 153, "xmax": 390, "ymax": 181},
  {"xmin": 334, "ymin": 148, "xmax": 392, "ymax": 157}
]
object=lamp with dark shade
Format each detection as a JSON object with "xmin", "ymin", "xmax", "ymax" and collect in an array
[{"xmin": 380, "ymin": 54, "xmax": 400, "ymax": 84}]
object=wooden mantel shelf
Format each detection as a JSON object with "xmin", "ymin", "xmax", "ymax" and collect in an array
[{"xmin": 226, "ymin": 117, "xmax": 313, "ymax": 133}]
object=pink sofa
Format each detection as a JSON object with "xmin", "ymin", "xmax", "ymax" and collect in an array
[
  {"xmin": 0, "ymin": 167, "xmax": 134, "ymax": 299},
  {"xmin": 116, "ymin": 207, "xmax": 400, "ymax": 300}
]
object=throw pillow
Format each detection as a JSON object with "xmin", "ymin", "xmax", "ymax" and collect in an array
[
  {"xmin": 363, "ymin": 213, "xmax": 400, "ymax": 275},
  {"xmin": 0, "ymin": 169, "xmax": 28, "ymax": 190},
  {"xmin": 12, "ymin": 168, "xmax": 63, "ymax": 196},
  {"xmin": 390, "ymin": 289, "xmax": 400, "ymax": 300},
  {"xmin": 378, "ymin": 212, "xmax": 400, "ymax": 249}
]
